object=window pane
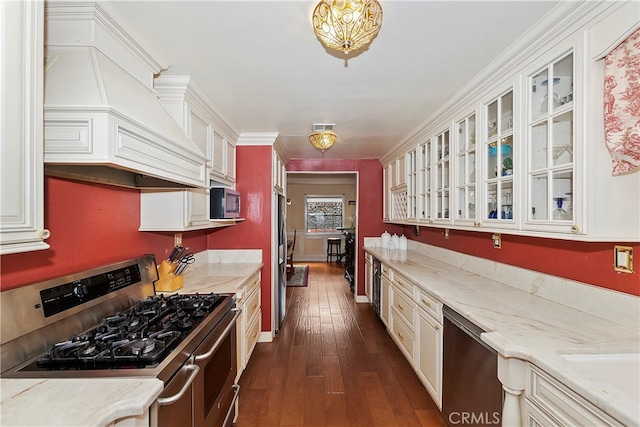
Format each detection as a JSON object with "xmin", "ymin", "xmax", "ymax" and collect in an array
[{"xmin": 306, "ymin": 196, "xmax": 343, "ymax": 233}]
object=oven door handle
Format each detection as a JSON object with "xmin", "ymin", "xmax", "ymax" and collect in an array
[
  {"xmin": 156, "ymin": 363, "xmax": 200, "ymax": 407},
  {"xmin": 222, "ymin": 384, "xmax": 241, "ymax": 427},
  {"xmin": 194, "ymin": 308, "xmax": 242, "ymax": 362}
]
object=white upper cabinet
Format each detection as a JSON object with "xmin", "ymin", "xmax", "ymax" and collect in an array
[
  {"xmin": 139, "ymin": 75, "xmax": 240, "ymax": 231},
  {"xmin": 525, "ymin": 51, "xmax": 576, "ymax": 234},
  {"xmin": 0, "ymin": 0, "xmax": 50, "ymax": 255},
  {"xmin": 454, "ymin": 113, "xmax": 477, "ymax": 225},
  {"xmin": 42, "ymin": 3, "xmax": 208, "ymax": 189},
  {"xmin": 434, "ymin": 128, "xmax": 452, "ymax": 223},
  {"xmin": 418, "ymin": 139, "xmax": 432, "ymax": 222},
  {"xmin": 482, "ymin": 88, "xmax": 516, "ymax": 228},
  {"xmin": 382, "ymin": 1, "xmax": 640, "ymax": 242}
]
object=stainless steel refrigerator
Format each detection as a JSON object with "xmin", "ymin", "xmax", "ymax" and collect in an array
[{"xmin": 275, "ymin": 194, "xmax": 286, "ymax": 333}]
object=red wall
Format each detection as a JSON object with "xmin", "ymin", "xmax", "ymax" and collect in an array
[
  {"xmin": 207, "ymin": 145, "xmax": 273, "ymax": 331},
  {"xmin": 0, "ymin": 177, "xmax": 208, "ymax": 291},
  {"xmin": 286, "ymin": 159, "xmax": 401, "ymax": 296},
  {"xmin": 400, "ymin": 226, "xmax": 640, "ymax": 297}
]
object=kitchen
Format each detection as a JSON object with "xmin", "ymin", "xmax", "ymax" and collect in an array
[{"xmin": 1, "ymin": 1, "xmax": 639, "ymax": 426}]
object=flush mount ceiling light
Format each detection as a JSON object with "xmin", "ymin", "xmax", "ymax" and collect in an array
[
  {"xmin": 309, "ymin": 123, "xmax": 338, "ymax": 153},
  {"xmin": 312, "ymin": 0, "xmax": 383, "ymax": 55}
]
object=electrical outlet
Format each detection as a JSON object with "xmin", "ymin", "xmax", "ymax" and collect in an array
[
  {"xmin": 492, "ymin": 233, "xmax": 501, "ymax": 249},
  {"xmin": 174, "ymin": 233, "xmax": 182, "ymax": 247},
  {"xmin": 614, "ymin": 245, "xmax": 633, "ymax": 272}
]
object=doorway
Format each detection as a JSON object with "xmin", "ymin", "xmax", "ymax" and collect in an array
[{"xmin": 284, "ymin": 172, "xmax": 358, "ymax": 296}]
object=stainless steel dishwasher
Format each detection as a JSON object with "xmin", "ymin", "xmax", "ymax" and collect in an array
[{"xmin": 442, "ymin": 306, "xmax": 503, "ymax": 427}]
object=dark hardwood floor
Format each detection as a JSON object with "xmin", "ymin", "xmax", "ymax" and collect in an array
[{"xmin": 234, "ymin": 262, "xmax": 446, "ymax": 427}]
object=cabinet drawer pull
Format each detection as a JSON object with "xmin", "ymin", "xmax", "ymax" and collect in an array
[
  {"xmin": 397, "ymin": 332, "xmax": 404, "ymax": 340},
  {"xmin": 435, "ymin": 325, "xmax": 440, "ymax": 331},
  {"xmin": 397, "ymin": 303, "xmax": 404, "ymax": 311},
  {"xmin": 421, "ymin": 298, "xmax": 432, "ymax": 307},
  {"xmin": 252, "ymin": 303, "xmax": 258, "ymax": 310}
]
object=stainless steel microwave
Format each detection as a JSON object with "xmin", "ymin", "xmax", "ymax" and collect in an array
[{"xmin": 210, "ymin": 188, "xmax": 241, "ymax": 219}]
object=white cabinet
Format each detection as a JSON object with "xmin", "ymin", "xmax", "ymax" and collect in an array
[
  {"xmin": 482, "ymin": 88, "xmax": 515, "ymax": 227},
  {"xmin": 454, "ymin": 112, "xmax": 478, "ymax": 225},
  {"xmin": 273, "ymin": 150, "xmax": 285, "ymax": 193},
  {"xmin": 139, "ymin": 189, "xmax": 213, "ymax": 231},
  {"xmin": 415, "ymin": 289, "xmax": 443, "ymax": 409},
  {"xmin": 525, "ymin": 52, "xmax": 575, "ymax": 231},
  {"xmin": 524, "ymin": 363, "xmax": 620, "ymax": 426},
  {"xmin": 434, "ymin": 128, "xmax": 452, "ymax": 223},
  {"xmin": 236, "ymin": 272, "xmax": 262, "ymax": 380},
  {"xmin": 389, "ymin": 271, "xmax": 416, "ymax": 362},
  {"xmin": 154, "ymin": 75, "xmax": 238, "ymax": 188},
  {"xmin": 0, "ymin": 0, "xmax": 50, "ymax": 255},
  {"xmin": 139, "ymin": 76, "xmax": 241, "ymax": 231},
  {"xmin": 380, "ymin": 274, "xmax": 391, "ymax": 327},
  {"xmin": 371, "ymin": 255, "xmax": 444, "ymax": 411},
  {"xmin": 380, "ymin": 2, "xmax": 639, "ymax": 242}
]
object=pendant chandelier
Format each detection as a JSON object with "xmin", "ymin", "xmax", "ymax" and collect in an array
[
  {"xmin": 308, "ymin": 131, "xmax": 338, "ymax": 153},
  {"xmin": 312, "ymin": 0, "xmax": 383, "ymax": 55}
]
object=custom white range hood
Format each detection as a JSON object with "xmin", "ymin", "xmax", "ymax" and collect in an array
[{"xmin": 43, "ymin": 2, "xmax": 208, "ymax": 189}]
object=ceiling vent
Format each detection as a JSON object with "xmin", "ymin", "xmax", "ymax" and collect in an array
[{"xmin": 312, "ymin": 123, "xmax": 336, "ymax": 132}]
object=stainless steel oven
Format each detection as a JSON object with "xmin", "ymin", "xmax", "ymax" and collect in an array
[
  {"xmin": 153, "ymin": 306, "xmax": 239, "ymax": 427},
  {"xmin": 1, "ymin": 255, "xmax": 240, "ymax": 427}
]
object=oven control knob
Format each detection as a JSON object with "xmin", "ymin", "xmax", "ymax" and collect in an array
[{"xmin": 73, "ymin": 285, "xmax": 87, "ymax": 298}]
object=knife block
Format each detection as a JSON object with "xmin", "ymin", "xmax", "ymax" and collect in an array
[{"xmin": 155, "ymin": 260, "xmax": 184, "ymax": 292}]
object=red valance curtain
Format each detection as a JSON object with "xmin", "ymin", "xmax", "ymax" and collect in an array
[{"xmin": 604, "ymin": 27, "xmax": 640, "ymax": 176}]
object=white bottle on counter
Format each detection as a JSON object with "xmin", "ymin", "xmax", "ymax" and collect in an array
[
  {"xmin": 390, "ymin": 233, "xmax": 399, "ymax": 250},
  {"xmin": 399, "ymin": 234, "xmax": 408, "ymax": 250},
  {"xmin": 381, "ymin": 231, "xmax": 390, "ymax": 248}
]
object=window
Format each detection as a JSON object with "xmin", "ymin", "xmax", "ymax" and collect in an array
[{"xmin": 305, "ymin": 195, "xmax": 344, "ymax": 233}]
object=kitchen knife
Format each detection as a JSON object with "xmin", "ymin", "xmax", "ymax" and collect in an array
[
  {"xmin": 174, "ymin": 246, "xmax": 189, "ymax": 264},
  {"xmin": 168, "ymin": 245, "xmax": 182, "ymax": 262}
]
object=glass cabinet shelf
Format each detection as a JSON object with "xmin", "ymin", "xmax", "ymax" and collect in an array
[
  {"xmin": 484, "ymin": 90, "xmax": 514, "ymax": 223},
  {"xmin": 455, "ymin": 113, "xmax": 477, "ymax": 221},
  {"xmin": 418, "ymin": 140, "xmax": 431, "ymax": 221},
  {"xmin": 527, "ymin": 51, "xmax": 574, "ymax": 225},
  {"xmin": 435, "ymin": 130, "xmax": 450, "ymax": 220}
]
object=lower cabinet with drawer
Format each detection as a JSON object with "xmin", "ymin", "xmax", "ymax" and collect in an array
[
  {"xmin": 236, "ymin": 272, "xmax": 261, "ymax": 381},
  {"xmin": 385, "ymin": 266, "xmax": 444, "ymax": 410},
  {"xmin": 524, "ymin": 363, "xmax": 621, "ymax": 427},
  {"xmin": 416, "ymin": 289, "xmax": 443, "ymax": 409}
]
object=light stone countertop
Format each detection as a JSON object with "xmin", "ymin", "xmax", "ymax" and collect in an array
[
  {"xmin": 0, "ymin": 377, "xmax": 163, "ymax": 426},
  {"xmin": 364, "ymin": 245, "xmax": 640, "ymax": 426},
  {"xmin": 0, "ymin": 251, "xmax": 263, "ymax": 427},
  {"xmin": 175, "ymin": 260, "xmax": 263, "ymax": 297}
]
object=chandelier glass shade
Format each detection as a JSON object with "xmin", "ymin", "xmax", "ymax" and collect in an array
[
  {"xmin": 312, "ymin": 0, "xmax": 383, "ymax": 54},
  {"xmin": 308, "ymin": 131, "xmax": 338, "ymax": 152}
]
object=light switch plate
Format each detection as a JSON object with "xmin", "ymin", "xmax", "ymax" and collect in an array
[{"xmin": 614, "ymin": 245, "xmax": 633, "ymax": 273}]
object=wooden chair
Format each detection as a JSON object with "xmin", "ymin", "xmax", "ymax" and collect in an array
[{"xmin": 286, "ymin": 230, "xmax": 296, "ymax": 279}]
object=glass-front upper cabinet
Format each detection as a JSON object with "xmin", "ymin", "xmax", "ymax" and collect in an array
[
  {"xmin": 527, "ymin": 52, "xmax": 574, "ymax": 229},
  {"xmin": 455, "ymin": 113, "xmax": 477, "ymax": 222},
  {"xmin": 418, "ymin": 140, "xmax": 432, "ymax": 221},
  {"xmin": 484, "ymin": 90, "xmax": 514, "ymax": 223},
  {"xmin": 435, "ymin": 129, "xmax": 450, "ymax": 221},
  {"xmin": 407, "ymin": 148, "xmax": 417, "ymax": 220}
]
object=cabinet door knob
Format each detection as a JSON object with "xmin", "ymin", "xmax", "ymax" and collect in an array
[{"xmin": 39, "ymin": 229, "xmax": 51, "ymax": 239}]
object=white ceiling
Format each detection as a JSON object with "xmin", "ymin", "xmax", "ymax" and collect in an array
[{"xmin": 113, "ymin": 0, "xmax": 559, "ymax": 160}]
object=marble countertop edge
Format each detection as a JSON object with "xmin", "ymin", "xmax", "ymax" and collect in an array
[{"xmin": 364, "ymin": 245, "xmax": 640, "ymax": 426}]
